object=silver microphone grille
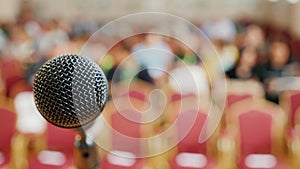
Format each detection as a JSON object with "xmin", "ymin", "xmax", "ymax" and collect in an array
[{"xmin": 33, "ymin": 54, "xmax": 108, "ymax": 128}]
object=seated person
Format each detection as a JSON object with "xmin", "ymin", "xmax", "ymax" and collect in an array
[
  {"xmin": 227, "ymin": 47, "xmax": 260, "ymax": 80},
  {"xmin": 259, "ymin": 40, "xmax": 293, "ymax": 103}
]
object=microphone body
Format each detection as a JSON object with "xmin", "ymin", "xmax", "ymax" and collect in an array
[{"xmin": 33, "ymin": 54, "xmax": 108, "ymax": 169}]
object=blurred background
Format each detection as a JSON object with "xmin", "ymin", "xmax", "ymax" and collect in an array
[{"xmin": 1, "ymin": 0, "xmax": 300, "ymax": 169}]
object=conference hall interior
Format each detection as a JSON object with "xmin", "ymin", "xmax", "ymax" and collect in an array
[{"xmin": 1, "ymin": 0, "xmax": 300, "ymax": 169}]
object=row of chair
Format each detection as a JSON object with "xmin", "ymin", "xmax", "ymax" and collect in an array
[
  {"xmin": 94, "ymin": 82, "xmax": 300, "ymax": 169},
  {"xmin": 1, "ymin": 80, "xmax": 300, "ymax": 169}
]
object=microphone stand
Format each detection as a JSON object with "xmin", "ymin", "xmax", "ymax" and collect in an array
[{"xmin": 74, "ymin": 129, "xmax": 99, "ymax": 169}]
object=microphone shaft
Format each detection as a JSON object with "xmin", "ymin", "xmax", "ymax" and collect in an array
[{"xmin": 74, "ymin": 131, "xmax": 99, "ymax": 169}]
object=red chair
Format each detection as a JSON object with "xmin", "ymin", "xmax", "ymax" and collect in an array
[
  {"xmin": 280, "ymin": 90, "xmax": 300, "ymax": 128},
  {"xmin": 110, "ymin": 80, "xmax": 153, "ymax": 100},
  {"xmin": 167, "ymin": 93, "xmax": 201, "ymax": 123},
  {"xmin": 121, "ymin": 90, "xmax": 146, "ymax": 102},
  {"xmin": 290, "ymin": 93, "xmax": 300, "ymax": 125},
  {"xmin": 111, "ymin": 110, "xmax": 142, "ymax": 155},
  {"xmin": 226, "ymin": 93, "xmax": 252, "ymax": 107},
  {"xmin": 100, "ymin": 110, "xmax": 144, "ymax": 169},
  {"xmin": 0, "ymin": 108, "xmax": 16, "ymax": 168},
  {"xmin": 0, "ymin": 59, "xmax": 24, "ymax": 97},
  {"xmin": 9, "ymin": 81, "xmax": 32, "ymax": 98},
  {"xmin": 227, "ymin": 99, "xmax": 288, "ymax": 169},
  {"xmin": 225, "ymin": 79, "xmax": 264, "ymax": 109},
  {"xmin": 28, "ymin": 124, "xmax": 77, "ymax": 169},
  {"xmin": 170, "ymin": 93, "xmax": 197, "ymax": 103},
  {"xmin": 169, "ymin": 108, "xmax": 217, "ymax": 169}
]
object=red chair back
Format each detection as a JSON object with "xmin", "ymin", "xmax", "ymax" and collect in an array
[
  {"xmin": 27, "ymin": 123, "xmax": 76, "ymax": 169},
  {"xmin": 111, "ymin": 111, "xmax": 142, "ymax": 155},
  {"xmin": 0, "ymin": 108, "xmax": 16, "ymax": 153},
  {"xmin": 280, "ymin": 90, "xmax": 300, "ymax": 128},
  {"xmin": 170, "ymin": 93, "xmax": 197, "ymax": 103},
  {"xmin": 0, "ymin": 59, "xmax": 24, "ymax": 97},
  {"xmin": 290, "ymin": 93, "xmax": 300, "ymax": 127},
  {"xmin": 227, "ymin": 94, "xmax": 252, "ymax": 107},
  {"xmin": 239, "ymin": 110, "xmax": 272, "ymax": 155},
  {"xmin": 121, "ymin": 90, "xmax": 146, "ymax": 101},
  {"xmin": 228, "ymin": 99, "xmax": 287, "ymax": 169},
  {"xmin": 46, "ymin": 124, "xmax": 77, "ymax": 153},
  {"xmin": 176, "ymin": 110, "xmax": 208, "ymax": 153}
]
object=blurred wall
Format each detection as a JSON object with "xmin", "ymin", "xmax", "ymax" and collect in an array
[
  {"xmin": 0, "ymin": 0, "xmax": 299, "ymax": 37},
  {"xmin": 28, "ymin": 0, "xmax": 267, "ymax": 22},
  {"xmin": 290, "ymin": 2, "xmax": 300, "ymax": 37},
  {"xmin": 0, "ymin": 0, "xmax": 21, "ymax": 22}
]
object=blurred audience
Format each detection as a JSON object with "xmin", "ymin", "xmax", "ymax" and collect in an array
[
  {"xmin": 226, "ymin": 47, "xmax": 259, "ymax": 80},
  {"xmin": 260, "ymin": 40, "xmax": 294, "ymax": 103},
  {"xmin": 202, "ymin": 16, "xmax": 237, "ymax": 43},
  {"xmin": 131, "ymin": 34, "xmax": 173, "ymax": 85},
  {"xmin": 0, "ymin": 2, "xmax": 299, "ymax": 104}
]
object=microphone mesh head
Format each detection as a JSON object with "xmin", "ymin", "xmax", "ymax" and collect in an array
[{"xmin": 33, "ymin": 54, "xmax": 108, "ymax": 128}]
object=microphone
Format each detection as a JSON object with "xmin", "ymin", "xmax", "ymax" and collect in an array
[{"xmin": 33, "ymin": 54, "xmax": 108, "ymax": 169}]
